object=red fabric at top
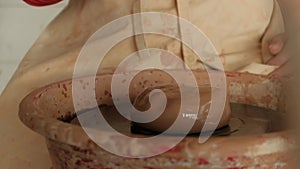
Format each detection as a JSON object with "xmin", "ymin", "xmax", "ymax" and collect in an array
[{"xmin": 23, "ymin": 0, "xmax": 63, "ymax": 7}]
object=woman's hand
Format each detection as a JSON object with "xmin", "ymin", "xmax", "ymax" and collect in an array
[{"xmin": 268, "ymin": 33, "xmax": 292, "ymax": 77}]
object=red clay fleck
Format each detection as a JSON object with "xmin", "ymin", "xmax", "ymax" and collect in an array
[
  {"xmin": 198, "ymin": 158, "xmax": 209, "ymax": 165},
  {"xmin": 104, "ymin": 90, "xmax": 112, "ymax": 97},
  {"xmin": 63, "ymin": 84, "xmax": 67, "ymax": 91},
  {"xmin": 226, "ymin": 73, "xmax": 240, "ymax": 77},
  {"xmin": 61, "ymin": 91, "xmax": 67, "ymax": 98},
  {"xmin": 167, "ymin": 146, "xmax": 181, "ymax": 153},
  {"xmin": 227, "ymin": 157, "xmax": 236, "ymax": 163}
]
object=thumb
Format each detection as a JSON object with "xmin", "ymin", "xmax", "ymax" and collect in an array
[{"xmin": 268, "ymin": 33, "xmax": 287, "ymax": 56}]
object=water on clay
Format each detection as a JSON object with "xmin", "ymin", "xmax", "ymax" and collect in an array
[{"xmin": 67, "ymin": 103, "xmax": 287, "ymax": 138}]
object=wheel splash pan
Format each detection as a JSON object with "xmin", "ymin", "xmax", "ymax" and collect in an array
[{"xmin": 19, "ymin": 70, "xmax": 297, "ymax": 169}]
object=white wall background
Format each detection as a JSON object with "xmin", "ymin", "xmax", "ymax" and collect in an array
[{"xmin": 0, "ymin": 0, "xmax": 68, "ymax": 95}]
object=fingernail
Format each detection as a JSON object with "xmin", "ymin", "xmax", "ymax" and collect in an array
[
  {"xmin": 269, "ymin": 42, "xmax": 283, "ymax": 55},
  {"xmin": 269, "ymin": 44, "xmax": 275, "ymax": 49},
  {"xmin": 269, "ymin": 44, "xmax": 278, "ymax": 53}
]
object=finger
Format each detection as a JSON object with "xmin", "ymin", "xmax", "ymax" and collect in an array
[
  {"xmin": 268, "ymin": 62, "xmax": 292, "ymax": 78},
  {"xmin": 267, "ymin": 49, "xmax": 290, "ymax": 66},
  {"xmin": 268, "ymin": 33, "xmax": 287, "ymax": 55}
]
